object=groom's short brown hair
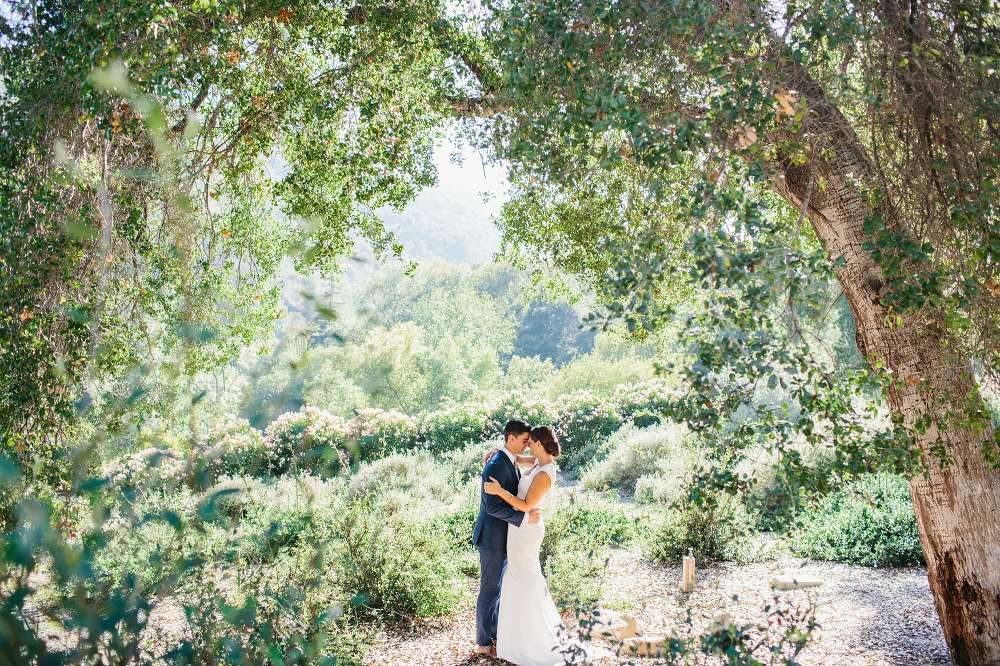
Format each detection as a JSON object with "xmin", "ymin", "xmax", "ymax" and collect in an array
[{"xmin": 503, "ymin": 419, "xmax": 531, "ymax": 441}]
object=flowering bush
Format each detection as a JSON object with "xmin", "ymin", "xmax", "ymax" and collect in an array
[
  {"xmin": 484, "ymin": 394, "xmax": 559, "ymax": 439},
  {"xmin": 263, "ymin": 407, "xmax": 349, "ymax": 475},
  {"xmin": 103, "ymin": 384, "xmax": 690, "ymax": 487},
  {"xmin": 102, "ymin": 447, "xmax": 186, "ymax": 491},
  {"xmin": 552, "ymin": 390, "xmax": 621, "ymax": 459},
  {"xmin": 615, "ymin": 379, "xmax": 679, "ymax": 428},
  {"xmin": 419, "ymin": 404, "xmax": 490, "ymax": 453},
  {"xmin": 190, "ymin": 419, "xmax": 266, "ymax": 481},
  {"xmin": 351, "ymin": 408, "xmax": 419, "ymax": 461}
]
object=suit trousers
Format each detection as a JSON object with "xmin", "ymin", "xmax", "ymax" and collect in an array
[{"xmin": 476, "ymin": 546, "xmax": 507, "ymax": 647}]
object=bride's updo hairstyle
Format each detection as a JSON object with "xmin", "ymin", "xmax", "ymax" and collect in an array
[{"xmin": 530, "ymin": 425, "xmax": 560, "ymax": 458}]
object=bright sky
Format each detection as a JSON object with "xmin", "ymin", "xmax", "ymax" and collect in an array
[
  {"xmin": 435, "ymin": 134, "xmax": 510, "ymax": 202},
  {"xmin": 373, "ymin": 132, "xmax": 511, "ymax": 264}
]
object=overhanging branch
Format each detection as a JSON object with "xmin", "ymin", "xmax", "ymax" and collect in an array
[
  {"xmin": 448, "ymin": 96, "xmax": 507, "ymax": 117},
  {"xmin": 171, "ymin": 81, "xmax": 212, "ymax": 134}
]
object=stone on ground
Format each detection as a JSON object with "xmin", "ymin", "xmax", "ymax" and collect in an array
[
  {"xmin": 584, "ymin": 608, "xmax": 639, "ymax": 642},
  {"xmin": 703, "ymin": 611, "xmax": 734, "ymax": 635},
  {"xmin": 771, "ymin": 574, "xmax": 824, "ymax": 590},
  {"xmin": 619, "ymin": 636, "xmax": 667, "ymax": 658}
]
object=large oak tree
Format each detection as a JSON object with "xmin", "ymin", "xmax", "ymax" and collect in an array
[{"xmin": 468, "ymin": 0, "xmax": 1000, "ymax": 662}]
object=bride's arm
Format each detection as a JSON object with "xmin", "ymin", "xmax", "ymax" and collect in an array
[
  {"xmin": 483, "ymin": 473, "xmax": 551, "ymax": 512},
  {"xmin": 515, "ymin": 454, "xmax": 536, "ymax": 468},
  {"xmin": 481, "ymin": 448, "xmax": 536, "ymax": 469}
]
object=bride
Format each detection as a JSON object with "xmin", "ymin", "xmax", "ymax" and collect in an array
[{"xmin": 483, "ymin": 425, "xmax": 565, "ymax": 666}]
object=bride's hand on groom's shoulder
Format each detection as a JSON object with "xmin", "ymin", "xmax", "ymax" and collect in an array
[{"xmin": 482, "ymin": 447, "xmax": 499, "ymax": 466}]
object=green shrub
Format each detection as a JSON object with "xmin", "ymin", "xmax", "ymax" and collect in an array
[
  {"xmin": 615, "ymin": 379, "xmax": 678, "ymax": 428},
  {"xmin": 198, "ymin": 477, "xmax": 262, "ymax": 525},
  {"xmin": 102, "ymin": 384, "xmax": 708, "ymax": 484},
  {"xmin": 735, "ymin": 435, "xmax": 838, "ymax": 527},
  {"xmin": 337, "ymin": 496, "xmax": 463, "ymax": 621},
  {"xmin": 229, "ymin": 477, "xmax": 336, "ymax": 564},
  {"xmin": 556, "ymin": 496, "xmax": 636, "ymax": 547},
  {"xmin": 539, "ymin": 493, "xmax": 636, "ymax": 609},
  {"xmin": 94, "ymin": 486, "xmax": 198, "ymax": 592},
  {"xmin": 169, "ymin": 570, "xmax": 369, "ymax": 666},
  {"xmin": 419, "ymin": 405, "xmax": 490, "ymax": 453},
  {"xmin": 544, "ymin": 533, "xmax": 606, "ymax": 609},
  {"xmin": 263, "ymin": 407, "xmax": 348, "ymax": 475},
  {"xmin": 347, "ymin": 451, "xmax": 455, "ymax": 505},
  {"xmin": 539, "ymin": 494, "xmax": 634, "ymax": 564},
  {"xmin": 0, "ymin": 480, "xmax": 22, "ymax": 532},
  {"xmin": 439, "ymin": 440, "xmax": 497, "ymax": 484},
  {"xmin": 102, "ymin": 447, "xmax": 187, "ymax": 491},
  {"xmin": 432, "ymin": 482, "xmax": 480, "ymax": 547},
  {"xmin": 351, "ymin": 408, "xmax": 420, "ymax": 461},
  {"xmin": 230, "ymin": 506, "xmax": 316, "ymax": 565},
  {"xmin": 552, "ymin": 390, "xmax": 620, "ymax": 463},
  {"xmin": 265, "ymin": 513, "xmax": 314, "ymax": 554},
  {"xmin": 579, "ymin": 422, "xmax": 694, "ymax": 497},
  {"xmin": 634, "ymin": 473, "xmax": 685, "ymax": 504},
  {"xmin": 485, "ymin": 394, "xmax": 559, "ymax": 438},
  {"xmin": 191, "ymin": 419, "xmax": 267, "ymax": 481},
  {"xmin": 0, "ymin": 477, "xmax": 368, "ymax": 666},
  {"xmin": 646, "ymin": 491, "xmax": 757, "ymax": 564},
  {"xmin": 788, "ymin": 474, "xmax": 924, "ymax": 567}
]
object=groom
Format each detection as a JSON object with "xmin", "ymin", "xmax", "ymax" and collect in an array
[{"xmin": 472, "ymin": 419, "xmax": 540, "ymax": 657}]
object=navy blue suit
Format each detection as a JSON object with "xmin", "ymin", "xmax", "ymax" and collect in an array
[{"xmin": 473, "ymin": 450, "xmax": 526, "ymax": 648}]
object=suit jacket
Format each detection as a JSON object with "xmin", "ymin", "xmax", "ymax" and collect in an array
[{"xmin": 472, "ymin": 450, "xmax": 527, "ymax": 550}]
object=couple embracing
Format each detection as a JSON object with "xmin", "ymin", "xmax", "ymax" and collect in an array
[{"xmin": 473, "ymin": 419, "xmax": 565, "ymax": 666}]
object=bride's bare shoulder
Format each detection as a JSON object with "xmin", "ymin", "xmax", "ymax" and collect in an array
[{"xmin": 529, "ymin": 467, "xmax": 552, "ymax": 486}]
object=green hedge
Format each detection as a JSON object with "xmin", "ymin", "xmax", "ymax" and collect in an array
[
  {"xmin": 103, "ymin": 380, "xmax": 681, "ymax": 488},
  {"xmin": 789, "ymin": 474, "xmax": 924, "ymax": 567}
]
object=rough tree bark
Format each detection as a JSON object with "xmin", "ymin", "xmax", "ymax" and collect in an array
[{"xmin": 769, "ymin": 68, "xmax": 1000, "ymax": 665}]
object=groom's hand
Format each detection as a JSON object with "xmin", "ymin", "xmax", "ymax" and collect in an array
[{"xmin": 527, "ymin": 509, "xmax": 541, "ymax": 524}]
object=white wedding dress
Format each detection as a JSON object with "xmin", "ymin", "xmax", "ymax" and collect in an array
[{"xmin": 496, "ymin": 462, "xmax": 565, "ymax": 666}]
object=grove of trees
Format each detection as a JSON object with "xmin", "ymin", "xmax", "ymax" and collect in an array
[{"xmin": 200, "ymin": 260, "xmax": 624, "ymax": 433}]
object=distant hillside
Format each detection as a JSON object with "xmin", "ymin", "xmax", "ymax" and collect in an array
[{"xmin": 279, "ymin": 147, "xmax": 508, "ymax": 327}]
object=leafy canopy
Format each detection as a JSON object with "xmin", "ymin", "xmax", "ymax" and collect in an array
[
  {"xmin": 0, "ymin": 0, "xmax": 488, "ymax": 462},
  {"xmin": 477, "ymin": 0, "xmax": 1000, "ymax": 510}
]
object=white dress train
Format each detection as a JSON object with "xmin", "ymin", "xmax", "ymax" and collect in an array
[{"xmin": 496, "ymin": 463, "xmax": 565, "ymax": 666}]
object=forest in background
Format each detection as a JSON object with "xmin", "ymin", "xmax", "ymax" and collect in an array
[
  {"xmin": 128, "ymin": 256, "xmax": 659, "ymax": 456},
  {"xmin": 95, "ymin": 153, "xmax": 671, "ymax": 457}
]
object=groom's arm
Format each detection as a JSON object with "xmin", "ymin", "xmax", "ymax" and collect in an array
[{"xmin": 481, "ymin": 460, "xmax": 527, "ymax": 527}]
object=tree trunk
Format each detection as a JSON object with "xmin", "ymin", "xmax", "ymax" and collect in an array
[{"xmin": 769, "ymin": 84, "xmax": 1000, "ymax": 664}]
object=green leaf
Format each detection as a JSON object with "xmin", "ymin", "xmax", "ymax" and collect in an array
[{"xmin": 66, "ymin": 222, "xmax": 99, "ymax": 241}]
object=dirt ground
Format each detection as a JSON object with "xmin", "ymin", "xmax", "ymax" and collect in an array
[{"xmin": 363, "ymin": 549, "xmax": 950, "ymax": 666}]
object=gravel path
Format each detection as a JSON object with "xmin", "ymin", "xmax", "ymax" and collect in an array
[{"xmin": 364, "ymin": 549, "xmax": 950, "ymax": 666}]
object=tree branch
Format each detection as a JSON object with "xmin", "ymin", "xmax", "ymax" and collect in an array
[
  {"xmin": 171, "ymin": 81, "xmax": 212, "ymax": 134},
  {"xmin": 448, "ymin": 95, "xmax": 507, "ymax": 117},
  {"xmin": 458, "ymin": 52, "xmax": 495, "ymax": 93},
  {"xmin": 344, "ymin": 5, "xmax": 397, "ymax": 26}
]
